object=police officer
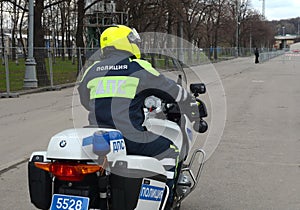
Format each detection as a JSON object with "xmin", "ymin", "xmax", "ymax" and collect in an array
[{"xmin": 78, "ymin": 25, "xmax": 191, "ymax": 207}]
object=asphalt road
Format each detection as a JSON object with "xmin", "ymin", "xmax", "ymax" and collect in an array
[{"xmin": 0, "ymin": 54, "xmax": 299, "ymax": 210}]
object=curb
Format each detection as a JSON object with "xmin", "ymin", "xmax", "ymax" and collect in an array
[
  {"xmin": 1, "ymin": 82, "xmax": 76, "ymax": 98},
  {"xmin": 0, "ymin": 157, "xmax": 29, "ymax": 175}
]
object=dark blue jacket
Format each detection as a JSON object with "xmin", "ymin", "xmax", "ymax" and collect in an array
[{"xmin": 78, "ymin": 51, "xmax": 188, "ymax": 133}]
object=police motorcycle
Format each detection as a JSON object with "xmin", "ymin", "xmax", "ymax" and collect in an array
[{"xmin": 28, "ymin": 58, "xmax": 208, "ymax": 210}]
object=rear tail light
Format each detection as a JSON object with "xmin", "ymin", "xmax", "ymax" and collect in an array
[{"xmin": 35, "ymin": 162, "xmax": 101, "ymax": 181}]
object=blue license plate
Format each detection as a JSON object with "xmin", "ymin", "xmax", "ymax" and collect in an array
[{"xmin": 50, "ymin": 194, "xmax": 89, "ymax": 210}]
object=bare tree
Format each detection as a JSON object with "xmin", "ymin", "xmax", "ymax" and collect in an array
[
  {"xmin": 4, "ymin": 0, "xmax": 66, "ymax": 86},
  {"xmin": 34, "ymin": 0, "xmax": 49, "ymax": 85},
  {"xmin": 18, "ymin": 1, "xmax": 27, "ymax": 58},
  {"xmin": 65, "ymin": 0, "xmax": 75, "ymax": 60},
  {"xmin": 0, "ymin": 2, "xmax": 5, "ymax": 63},
  {"xmin": 115, "ymin": 0, "xmax": 168, "ymax": 32},
  {"xmin": 58, "ymin": 1, "xmax": 68, "ymax": 60},
  {"xmin": 0, "ymin": 0, "xmax": 277, "ymax": 80},
  {"xmin": 5, "ymin": 0, "xmax": 23, "ymax": 61},
  {"xmin": 175, "ymin": 0, "xmax": 208, "ymax": 43},
  {"xmin": 33, "ymin": 0, "xmax": 66, "ymax": 86},
  {"xmin": 75, "ymin": 0, "xmax": 102, "ymax": 73}
]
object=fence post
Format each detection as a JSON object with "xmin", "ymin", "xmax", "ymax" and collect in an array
[
  {"xmin": 15, "ymin": 53, "xmax": 19, "ymax": 65},
  {"xmin": 46, "ymin": 49, "xmax": 61, "ymax": 91},
  {"xmin": 48, "ymin": 49, "xmax": 54, "ymax": 88},
  {"xmin": 1, "ymin": 48, "xmax": 4, "ymax": 65},
  {"xmin": 79, "ymin": 47, "xmax": 83, "ymax": 71},
  {"xmin": 24, "ymin": 0, "xmax": 37, "ymax": 88},
  {"xmin": 0, "ymin": 51, "xmax": 19, "ymax": 98}
]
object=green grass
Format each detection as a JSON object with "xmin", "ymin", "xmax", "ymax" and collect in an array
[
  {"xmin": 0, "ymin": 50, "xmax": 236, "ymax": 92},
  {"xmin": 0, "ymin": 57, "xmax": 78, "ymax": 92},
  {"xmin": 0, "ymin": 59, "xmax": 26, "ymax": 92},
  {"xmin": 48, "ymin": 57, "xmax": 78, "ymax": 85}
]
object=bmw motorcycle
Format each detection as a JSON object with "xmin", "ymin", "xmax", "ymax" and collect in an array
[{"xmin": 28, "ymin": 59, "xmax": 208, "ymax": 210}]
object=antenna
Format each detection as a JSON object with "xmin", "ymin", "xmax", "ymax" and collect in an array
[
  {"xmin": 262, "ymin": 0, "xmax": 265, "ymax": 18},
  {"xmin": 259, "ymin": 0, "xmax": 266, "ymax": 18}
]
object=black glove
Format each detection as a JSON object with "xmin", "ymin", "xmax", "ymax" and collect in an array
[
  {"xmin": 178, "ymin": 94, "xmax": 198, "ymax": 120},
  {"xmin": 196, "ymin": 98, "xmax": 208, "ymax": 118},
  {"xmin": 193, "ymin": 119, "xmax": 208, "ymax": 133}
]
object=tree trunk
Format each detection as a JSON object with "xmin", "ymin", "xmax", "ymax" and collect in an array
[
  {"xmin": 19, "ymin": 2, "xmax": 27, "ymax": 59},
  {"xmin": 34, "ymin": 0, "xmax": 50, "ymax": 86},
  {"xmin": 76, "ymin": 0, "xmax": 85, "ymax": 74},
  {"xmin": 213, "ymin": 24, "xmax": 219, "ymax": 60},
  {"xmin": 66, "ymin": 1, "xmax": 72, "ymax": 60},
  {"xmin": 60, "ymin": 3, "xmax": 66, "ymax": 61},
  {"xmin": 0, "ymin": 2, "xmax": 4, "ymax": 64},
  {"xmin": 11, "ymin": 2, "xmax": 17, "ymax": 61}
]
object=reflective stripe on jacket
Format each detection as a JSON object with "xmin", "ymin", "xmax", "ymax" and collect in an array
[{"xmin": 78, "ymin": 51, "xmax": 188, "ymax": 132}]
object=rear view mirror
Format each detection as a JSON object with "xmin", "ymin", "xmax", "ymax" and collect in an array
[{"xmin": 190, "ymin": 83, "xmax": 206, "ymax": 95}]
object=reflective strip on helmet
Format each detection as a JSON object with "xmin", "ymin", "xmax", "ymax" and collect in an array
[
  {"xmin": 132, "ymin": 59, "xmax": 160, "ymax": 76},
  {"xmin": 87, "ymin": 76, "xmax": 139, "ymax": 99}
]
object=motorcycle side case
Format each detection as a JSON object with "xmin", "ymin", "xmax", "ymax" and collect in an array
[
  {"xmin": 109, "ymin": 156, "xmax": 168, "ymax": 210},
  {"xmin": 28, "ymin": 151, "xmax": 52, "ymax": 210}
]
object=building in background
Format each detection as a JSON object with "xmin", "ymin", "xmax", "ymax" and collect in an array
[{"xmin": 274, "ymin": 34, "xmax": 300, "ymax": 49}]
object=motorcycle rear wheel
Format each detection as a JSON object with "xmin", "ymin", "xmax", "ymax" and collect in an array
[{"xmin": 172, "ymin": 202, "xmax": 181, "ymax": 210}]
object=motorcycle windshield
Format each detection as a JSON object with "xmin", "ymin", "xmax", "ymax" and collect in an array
[
  {"xmin": 142, "ymin": 52, "xmax": 188, "ymax": 90},
  {"xmin": 72, "ymin": 31, "xmax": 226, "ymax": 164}
]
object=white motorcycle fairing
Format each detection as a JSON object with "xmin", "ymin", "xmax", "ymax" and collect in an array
[
  {"xmin": 46, "ymin": 114, "xmax": 191, "ymax": 161},
  {"xmin": 143, "ymin": 118, "xmax": 183, "ymax": 151},
  {"xmin": 28, "ymin": 109, "xmax": 205, "ymax": 210},
  {"xmin": 40, "ymin": 126, "xmax": 172, "ymax": 210}
]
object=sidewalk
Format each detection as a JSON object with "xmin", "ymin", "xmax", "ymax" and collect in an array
[
  {"xmin": 0, "ymin": 55, "xmax": 299, "ymax": 209},
  {"xmin": 184, "ymin": 53, "xmax": 300, "ymax": 209}
]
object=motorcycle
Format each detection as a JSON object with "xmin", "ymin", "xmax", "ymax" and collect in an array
[{"xmin": 28, "ymin": 59, "xmax": 208, "ymax": 210}]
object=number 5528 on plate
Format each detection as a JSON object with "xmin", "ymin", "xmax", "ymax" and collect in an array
[{"xmin": 50, "ymin": 194, "xmax": 89, "ymax": 210}]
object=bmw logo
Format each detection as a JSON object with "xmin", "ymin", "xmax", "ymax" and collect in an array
[{"xmin": 59, "ymin": 140, "xmax": 67, "ymax": 148}]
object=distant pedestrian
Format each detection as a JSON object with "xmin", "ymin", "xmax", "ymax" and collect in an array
[{"xmin": 254, "ymin": 48, "xmax": 259, "ymax": 64}]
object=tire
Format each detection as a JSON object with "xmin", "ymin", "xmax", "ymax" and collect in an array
[{"xmin": 173, "ymin": 202, "xmax": 181, "ymax": 210}]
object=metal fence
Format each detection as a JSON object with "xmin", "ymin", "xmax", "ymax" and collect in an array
[
  {"xmin": 280, "ymin": 51, "xmax": 300, "ymax": 63},
  {"xmin": 0, "ymin": 47, "xmax": 283, "ymax": 97},
  {"xmin": 0, "ymin": 47, "xmax": 81, "ymax": 97},
  {"xmin": 259, "ymin": 49, "xmax": 286, "ymax": 62}
]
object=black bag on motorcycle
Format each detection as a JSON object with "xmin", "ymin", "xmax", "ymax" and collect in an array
[
  {"xmin": 28, "ymin": 155, "xmax": 52, "ymax": 210},
  {"xmin": 109, "ymin": 173, "xmax": 142, "ymax": 210},
  {"xmin": 109, "ymin": 160, "xmax": 168, "ymax": 210}
]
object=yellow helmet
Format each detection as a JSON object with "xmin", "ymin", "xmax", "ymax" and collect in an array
[{"xmin": 100, "ymin": 25, "xmax": 141, "ymax": 59}]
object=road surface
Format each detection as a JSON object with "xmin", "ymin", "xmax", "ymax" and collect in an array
[{"xmin": 0, "ymin": 54, "xmax": 299, "ymax": 209}]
